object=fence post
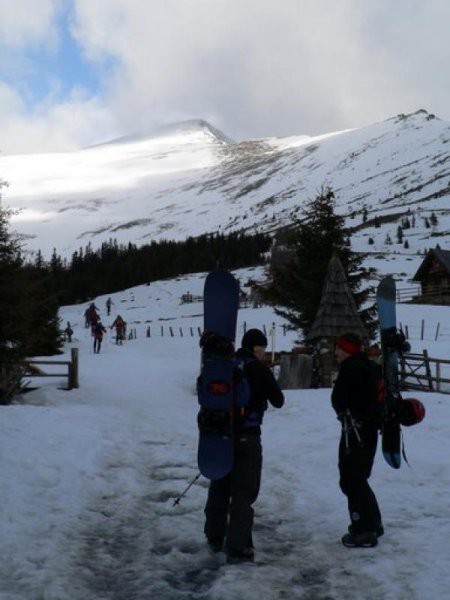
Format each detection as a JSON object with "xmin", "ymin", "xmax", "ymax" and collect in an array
[
  {"xmin": 421, "ymin": 320, "xmax": 425, "ymax": 341},
  {"xmin": 198, "ymin": 327, "xmax": 202, "ymax": 337},
  {"xmin": 169, "ymin": 327, "xmax": 174, "ymax": 337},
  {"xmin": 436, "ymin": 361, "xmax": 441, "ymax": 392},
  {"xmin": 435, "ymin": 323, "xmax": 440, "ymax": 341},
  {"xmin": 270, "ymin": 322, "xmax": 275, "ymax": 363},
  {"xmin": 423, "ymin": 349, "xmax": 433, "ymax": 390},
  {"xmin": 405, "ymin": 325, "xmax": 409, "ymax": 339},
  {"xmin": 161, "ymin": 326, "xmax": 164, "ymax": 337},
  {"xmin": 399, "ymin": 353, "xmax": 406, "ymax": 387},
  {"xmin": 70, "ymin": 348, "xmax": 79, "ymax": 389},
  {"xmin": 146, "ymin": 326, "xmax": 151, "ymax": 338},
  {"xmin": 179, "ymin": 327, "xmax": 183, "ymax": 337}
]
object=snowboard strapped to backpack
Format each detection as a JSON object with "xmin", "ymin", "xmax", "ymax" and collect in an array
[
  {"xmin": 197, "ymin": 270, "xmax": 251, "ymax": 480},
  {"xmin": 197, "ymin": 331, "xmax": 250, "ymax": 437}
]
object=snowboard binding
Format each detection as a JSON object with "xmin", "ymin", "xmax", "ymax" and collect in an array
[{"xmin": 382, "ymin": 327, "xmax": 411, "ymax": 354}]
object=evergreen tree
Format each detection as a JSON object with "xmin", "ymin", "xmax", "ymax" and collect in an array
[
  {"xmin": 0, "ymin": 183, "xmax": 63, "ymax": 363},
  {"xmin": 0, "ymin": 190, "xmax": 24, "ymax": 363},
  {"xmin": 263, "ymin": 187, "xmax": 375, "ymax": 339}
]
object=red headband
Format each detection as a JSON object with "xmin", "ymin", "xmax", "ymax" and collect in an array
[{"xmin": 336, "ymin": 338, "xmax": 361, "ymax": 355}]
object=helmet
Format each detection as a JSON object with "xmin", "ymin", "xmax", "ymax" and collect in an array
[{"xmin": 398, "ymin": 398, "xmax": 426, "ymax": 426}]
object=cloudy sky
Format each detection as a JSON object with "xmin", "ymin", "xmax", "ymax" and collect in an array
[{"xmin": 1, "ymin": 0, "xmax": 450, "ymax": 154}]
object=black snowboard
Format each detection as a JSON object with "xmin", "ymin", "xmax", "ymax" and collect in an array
[
  {"xmin": 376, "ymin": 277, "xmax": 409, "ymax": 469},
  {"xmin": 197, "ymin": 270, "xmax": 240, "ymax": 480}
]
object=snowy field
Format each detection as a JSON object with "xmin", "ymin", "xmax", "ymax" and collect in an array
[{"xmin": 1, "ymin": 269, "xmax": 450, "ymax": 599}]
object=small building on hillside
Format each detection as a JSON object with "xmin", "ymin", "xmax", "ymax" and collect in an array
[{"xmin": 412, "ymin": 249, "xmax": 450, "ymax": 305}]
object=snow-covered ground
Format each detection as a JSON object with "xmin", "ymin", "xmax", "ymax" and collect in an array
[{"xmin": 1, "ymin": 269, "xmax": 450, "ymax": 599}]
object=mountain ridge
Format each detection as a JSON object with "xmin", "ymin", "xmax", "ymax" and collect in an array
[{"xmin": 1, "ymin": 109, "xmax": 449, "ymax": 277}]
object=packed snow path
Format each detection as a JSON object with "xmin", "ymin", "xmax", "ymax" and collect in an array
[{"xmin": 2, "ymin": 283, "xmax": 450, "ymax": 598}]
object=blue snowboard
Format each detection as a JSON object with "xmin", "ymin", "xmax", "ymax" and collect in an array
[
  {"xmin": 376, "ymin": 277, "xmax": 402, "ymax": 469},
  {"xmin": 197, "ymin": 270, "xmax": 240, "ymax": 480}
]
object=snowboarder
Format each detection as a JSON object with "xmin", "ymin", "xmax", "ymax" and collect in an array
[
  {"xmin": 332, "ymin": 332, "xmax": 383, "ymax": 548},
  {"xmin": 111, "ymin": 315, "xmax": 126, "ymax": 345},
  {"xmin": 106, "ymin": 297, "xmax": 113, "ymax": 316},
  {"xmin": 93, "ymin": 321, "xmax": 107, "ymax": 354},
  {"xmin": 203, "ymin": 328, "xmax": 284, "ymax": 564}
]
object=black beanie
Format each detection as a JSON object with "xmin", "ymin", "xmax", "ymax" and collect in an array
[{"xmin": 241, "ymin": 328, "xmax": 268, "ymax": 349}]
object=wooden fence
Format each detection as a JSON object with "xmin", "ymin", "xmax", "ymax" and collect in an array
[
  {"xmin": 24, "ymin": 348, "xmax": 79, "ymax": 390},
  {"xmin": 143, "ymin": 322, "xmax": 291, "ymax": 339},
  {"xmin": 399, "ymin": 320, "xmax": 450, "ymax": 342},
  {"xmin": 400, "ymin": 351, "xmax": 450, "ymax": 394},
  {"xmin": 395, "ymin": 284, "xmax": 450, "ymax": 304}
]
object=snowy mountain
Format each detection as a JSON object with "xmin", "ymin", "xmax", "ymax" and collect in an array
[{"xmin": 1, "ymin": 109, "xmax": 450, "ymax": 276}]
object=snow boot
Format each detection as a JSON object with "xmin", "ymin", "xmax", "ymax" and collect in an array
[
  {"xmin": 348, "ymin": 523, "xmax": 384, "ymax": 537},
  {"xmin": 206, "ymin": 536, "xmax": 224, "ymax": 553},
  {"xmin": 226, "ymin": 546, "xmax": 255, "ymax": 564},
  {"xmin": 341, "ymin": 531, "xmax": 378, "ymax": 548}
]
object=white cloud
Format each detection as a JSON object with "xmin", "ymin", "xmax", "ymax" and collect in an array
[
  {"xmin": 0, "ymin": 0, "xmax": 60, "ymax": 47},
  {"xmin": 0, "ymin": 82, "xmax": 116, "ymax": 155},
  {"xmin": 2, "ymin": 0, "xmax": 450, "ymax": 152},
  {"xmin": 69, "ymin": 0, "xmax": 450, "ymax": 140}
]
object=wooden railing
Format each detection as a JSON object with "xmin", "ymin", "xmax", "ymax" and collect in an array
[
  {"xmin": 24, "ymin": 348, "xmax": 79, "ymax": 390},
  {"xmin": 400, "ymin": 351, "xmax": 450, "ymax": 394}
]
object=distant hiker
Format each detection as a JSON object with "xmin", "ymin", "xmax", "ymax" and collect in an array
[
  {"xmin": 111, "ymin": 315, "xmax": 126, "ymax": 345},
  {"xmin": 332, "ymin": 332, "xmax": 383, "ymax": 548},
  {"xmin": 93, "ymin": 321, "xmax": 107, "ymax": 354},
  {"xmin": 106, "ymin": 297, "xmax": 112, "ymax": 316},
  {"xmin": 203, "ymin": 328, "xmax": 284, "ymax": 564},
  {"xmin": 64, "ymin": 322, "xmax": 73, "ymax": 343},
  {"xmin": 86, "ymin": 303, "xmax": 100, "ymax": 334}
]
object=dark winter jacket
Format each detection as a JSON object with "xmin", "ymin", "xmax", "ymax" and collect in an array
[
  {"xmin": 236, "ymin": 348, "xmax": 284, "ymax": 435},
  {"xmin": 331, "ymin": 352, "xmax": 376, "ymax": 421},
  {"xmin": 93, "ymin": 323, "xmax": 107, "ymax": 339}
]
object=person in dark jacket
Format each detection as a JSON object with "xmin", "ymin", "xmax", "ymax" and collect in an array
[
  {"xmin": 332, "ymin": 332, "xmax": 383, "ymax": 548},
  {"xmin": 93, "ymin": 321, "xmax": 107, "ymax": 354},
  {"xmin": 204, "ymin": 328, "xmax": 284, "ymax": 564}
]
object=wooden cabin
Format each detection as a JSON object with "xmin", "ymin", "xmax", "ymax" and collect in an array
[{"xmin": 412, "ymin": 249, "xmax": 450, "ymax": 305}]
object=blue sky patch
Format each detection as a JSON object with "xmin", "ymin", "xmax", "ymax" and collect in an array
[{"xmin": 0, "ymin": 6, "xmax": 116, "ymax": 111}]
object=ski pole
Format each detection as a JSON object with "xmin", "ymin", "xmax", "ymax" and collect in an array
[
  {"xmin": 173, "ymin": 472, "xmax": 201, "ymax": 507},
  {"xmin": 342, "ymin": 414, "xmax": 350, "ymax": 453},
  {"xmin": 347, "ymin": 410, "xmax": 363, "ymax": 447}
]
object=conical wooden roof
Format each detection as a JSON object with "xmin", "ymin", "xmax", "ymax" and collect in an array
[{"xmin": 306, "ymin": 254, "xmax": 368, "ymax": 343}]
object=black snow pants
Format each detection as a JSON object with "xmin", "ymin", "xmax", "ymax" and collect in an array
[
  {"xmin": 338, "ymin": 423, "xmax": 382, "ymax": 533},
  {"xmin": 204, "ymin": 434, "xmax": 262, "ymax": 551}
]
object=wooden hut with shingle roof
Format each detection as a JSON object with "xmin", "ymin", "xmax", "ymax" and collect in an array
[
  {"xmin": 306, "ymin": 254, "xmax": 368, "ymax": 387},
  {"xmin": 412, "ymin": 248, "xmax": 450, "ymax": 305}
]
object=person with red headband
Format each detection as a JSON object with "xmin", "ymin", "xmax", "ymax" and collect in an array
[{"xmin": 332, "ymin": 331, "xmax": 383, "ymax": 548}]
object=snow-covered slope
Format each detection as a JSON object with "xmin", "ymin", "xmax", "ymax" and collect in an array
[
  {"xmin": 1, "ymin": 110, "xmax": 450, "ymax": 269},
  {"xmin": 1, "ymin": 269, "xmax": 449, "ymax": 598}
]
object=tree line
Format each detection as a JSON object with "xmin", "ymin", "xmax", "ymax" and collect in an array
[{"xmin": 38, "ymin": 231, "xmax": 272, "ymax": 306}]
